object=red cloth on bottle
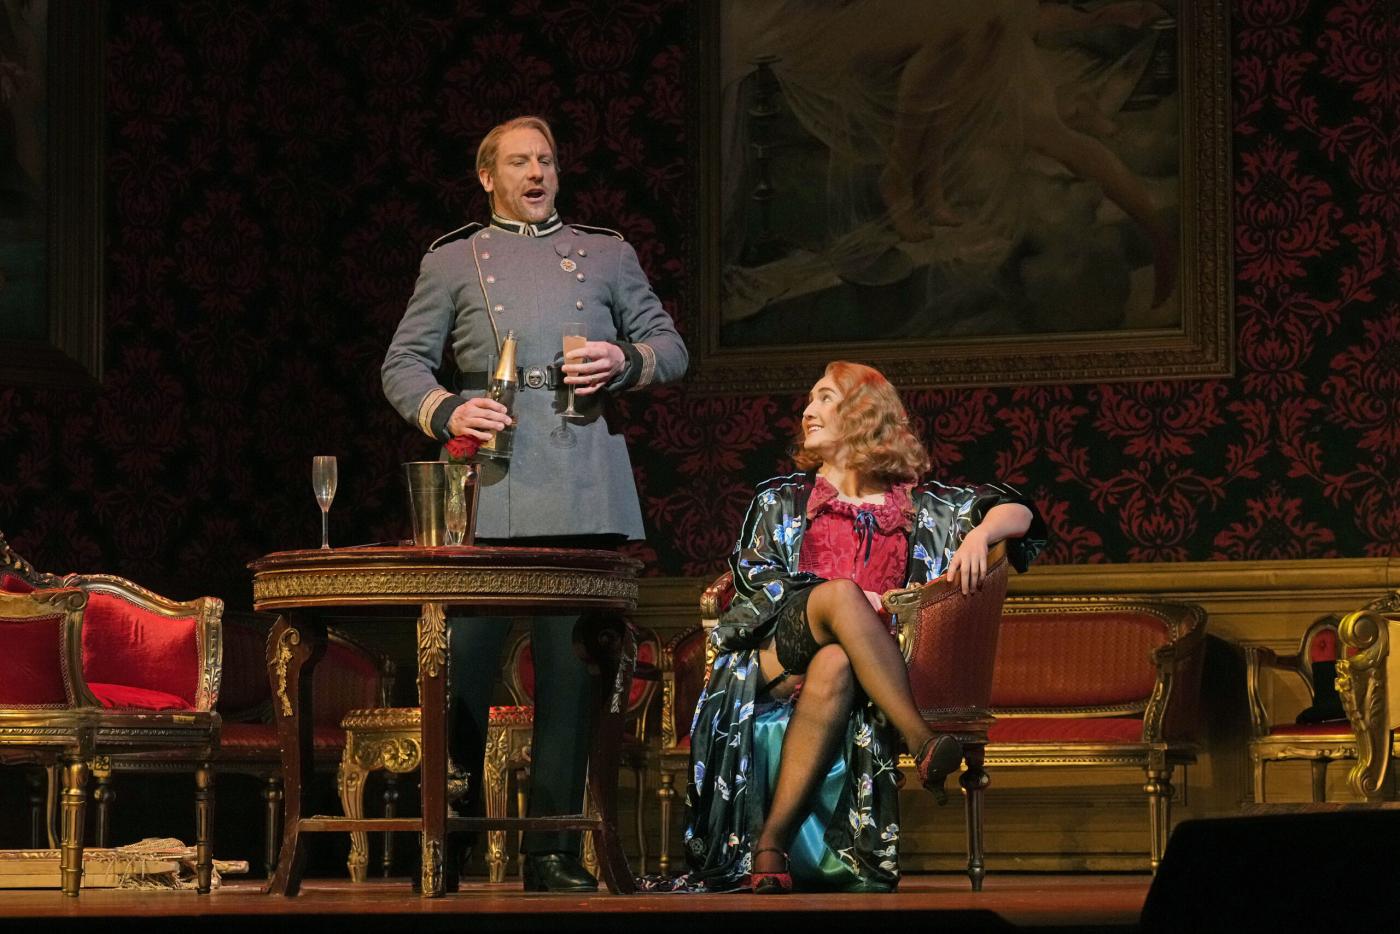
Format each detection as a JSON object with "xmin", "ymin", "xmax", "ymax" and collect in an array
[{"xmin": 798, "ymin": 477, "xmax": 913, "ymax": 600}]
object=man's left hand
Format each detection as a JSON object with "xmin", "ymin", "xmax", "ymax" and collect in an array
[{"xmin": 562, "ymin": 340, "xmax": 624, "ymax": 395}]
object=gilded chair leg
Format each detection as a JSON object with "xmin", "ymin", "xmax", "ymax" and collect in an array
[
  {"xmin": 46, "ymin": 764, "xmax": 60, "ymax": 848},
  {"xmin": 632, "ymin": 765, "xmax": 648, "ymax": 876},
  {"xmin": 961, "ymin": 745, "xmax": 989, "ymax": 892},
  {"xmin": 337, "ymin": 756, "xmax": 370, "ymax": 883},
  {"xmin": 1252, "ymin": 756, "xmax": 1265, "ymax": 804},
  {"xmin": 27, "ymin": 768, "xmax": 46, "ymax": 849},
  {"xmin": 1310, "ymin": 759, "xmax": 1328, "ymax": 803},
  {"xmin": 1145, "ymin": 765, "xmax": 1175, "ymax": 872},
  {"xmin": 656, "ymin": 769, "xmax": 675, "ymax": 875},
  {"xmin": 92, "ymin": 758, "xmax": 113, "ymax": 849},
  {"xmin": 515, "ymin": 769, "xmax": 528, "ymax": 877},
  {"xmin": 194, "ymin": 762, "xmax": 215, "ymax": 894},
  {"xmin": 262, "ymin": 774, "xmax": 284, "ymax": 879},
  {"xmin": 60, "ymin": 757, "xmax": 90, "ymax": 897},
  {"xmin": 582, "ymin": 789, "xmax": 599, "ymax": 880},
  {"xmin": 484, "ymin": 725, "xmax": 508, "ymax": 884},
  {"xmin": 381, "ymin": 773, "xmax": 399, "ymax": 878}
]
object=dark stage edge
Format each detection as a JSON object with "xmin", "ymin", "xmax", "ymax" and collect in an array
[{"xmin": 0, "ymin": 875, "xmax": 1147, "ymax": 934}]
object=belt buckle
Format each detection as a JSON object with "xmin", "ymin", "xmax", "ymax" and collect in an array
[{"xmin": 524, "ymin": 365, "xmax": 548, "ymax": 390}]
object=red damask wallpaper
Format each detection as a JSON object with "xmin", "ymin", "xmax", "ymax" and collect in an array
[{"xmin": 0, "ymin": 1, "xmax": 1395, "ymax": 604}]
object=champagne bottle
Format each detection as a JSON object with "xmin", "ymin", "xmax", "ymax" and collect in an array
[{"xmin": 478, "ymin": 330, "xmax": 518, "ymax": 460}]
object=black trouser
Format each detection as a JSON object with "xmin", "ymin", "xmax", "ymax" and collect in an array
[
  {"xmin": 447, "ymin": 534, "xmax": 618, "ymax": 856},
  {"xmin": 448, "ymin": 613, "xmax": 593, "ymax": 855}
]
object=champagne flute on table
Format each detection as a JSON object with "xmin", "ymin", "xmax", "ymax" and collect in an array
[
  {"xmin": 312, "ymin": 455, "xmax": 338, "ymax": 550},
  {"xmin": 550, "ymin": 322, "xmax": 587, "ymax": 448}
]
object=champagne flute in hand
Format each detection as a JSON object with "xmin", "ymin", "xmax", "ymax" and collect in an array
[
  {"xmin": 561, "ymin": 322, "xmax": 586, "ymax": 419},
  {"xmin": 550, "ymin": 323, "xmax": 586, "ymax": 448},
  {"xmin": 312, "ymin": 455, "xmax": 338, "ymax": 550}
]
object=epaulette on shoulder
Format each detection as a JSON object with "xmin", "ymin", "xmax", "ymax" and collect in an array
[
  {"xmin": 428, "ymin": 222, "xmax": 484, "ymax": 252},
  {"xmin": 569, "ymin": 223, "xmax": 625, "ymax": 241}
]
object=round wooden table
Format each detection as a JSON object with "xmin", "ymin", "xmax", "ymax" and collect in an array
[{"xmin": 248, "ymin": 544, "xmax": 642, "ymax": 897}]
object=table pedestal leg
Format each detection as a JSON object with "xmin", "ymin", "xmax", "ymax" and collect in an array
[
  {"xmin": 575, "ymin": 614, "xmax": 637, "ymax": 894},
  {"xmin": 417, "ymin": 602, "xmax": 450, "ymax": 897},
  {"xmin": 266, "ymin": 611, "xmax": 326, "ymax": 896}
]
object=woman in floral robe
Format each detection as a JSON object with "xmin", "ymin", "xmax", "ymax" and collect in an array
[{"xmin": 679, "ymin": 362, "xmax": 1046, "ymax": 893}]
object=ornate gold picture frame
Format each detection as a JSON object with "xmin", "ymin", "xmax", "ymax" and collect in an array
[{"xmin": 688, "ymin": 0, "xmax": 1230, "ymax": 393}]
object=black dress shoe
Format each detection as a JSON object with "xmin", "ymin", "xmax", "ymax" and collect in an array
[{"xmin": 522, "ymin": 852, "xmax": 598, "ymax": 892}]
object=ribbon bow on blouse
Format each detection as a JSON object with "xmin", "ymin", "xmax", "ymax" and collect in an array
[{"xmin": 853, "ymin": 508, "xmax": 877, "ymax": 564}]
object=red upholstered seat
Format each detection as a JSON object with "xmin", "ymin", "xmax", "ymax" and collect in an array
[
  {"xmin": 1267, "ymin": 722, "xmax": 1353, "ymax": 737},
  {"xmin": 220, "ymin": 722, "xmax": 346, "ymax": 752},
  {"xmin": 989, "ymin": 716, "xmax": 1147, "ymax": 744},
  {"xmin": 87, "ymin": 682, "xmax": 192, "ymax": 711}
]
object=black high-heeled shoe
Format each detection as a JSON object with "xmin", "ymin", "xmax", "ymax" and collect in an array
[{"xmin": 915, "ymin": 734, "xmax": 962, "ymax": 805}]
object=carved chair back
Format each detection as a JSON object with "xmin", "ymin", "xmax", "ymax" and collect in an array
[
  {"xmin": 0, "ymin": 588, "xmax": 88, "ymax": 708},
  {"xmin": 503, "ymin": 626, "xmax": 662, "ymax": 735},
  {"xmin": 884, "ymin": 542, "xmax": 1010, "ymax": 728},
  {"xmin": 660, "ymin": 625, "xmax": 708, "ymax": 752}
]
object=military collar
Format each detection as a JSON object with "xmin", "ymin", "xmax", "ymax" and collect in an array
[{"xmin": 490, "ymin": 211, "xmax": 563, "ymax": 238}]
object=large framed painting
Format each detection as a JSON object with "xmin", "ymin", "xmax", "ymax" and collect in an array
[
  {"xmin": 688, "ymin": 0, "xmax": 1230, "ymax": 393},
  {"xmin": 0, "ymin": 1, "xmax": 103, "ymax": 386}
]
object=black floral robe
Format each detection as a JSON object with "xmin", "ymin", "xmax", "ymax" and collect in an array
[{"xmin": 680, "ymin": 471, "xmax": 1047, "ymax": 891}]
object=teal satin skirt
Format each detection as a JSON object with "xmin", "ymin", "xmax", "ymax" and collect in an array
[{"xmin": 753, "ymin": 701, "xmax": 894, "ymax": 892}]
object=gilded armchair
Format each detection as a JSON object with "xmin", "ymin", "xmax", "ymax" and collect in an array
[
  {"xmin": 882, "ymin": 541, "xmax": 1011, "ymax": 891},
  {"xmin": 0, "ymin": 574, "xmax": 221, "ymax": 896},
  {"xmin": 102, "ymin": 611, "xmax": 391, "ymax": 879},
  {"xmin": 1336, "ymin": 592, "xmax": 1400, "ymax": 801},
  {"xmin": 1246, "ymin": 614, "xmax": 1357, "ymax": 802},
  {"xmin": 479, "ymin": 626, "xmax": 661, "ymax": 881},
  {"xmin": 986, "ymin": 596, "xmax": 1206, "ymax": 871},
  {"xmin": 653, "ymin": 620, "xmax": 710, "ymax": 875}
]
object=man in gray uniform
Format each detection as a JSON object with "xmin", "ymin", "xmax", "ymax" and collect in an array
[{"xmin": 382, "ymin": 115, "xmax": 687, "ymax": 890}]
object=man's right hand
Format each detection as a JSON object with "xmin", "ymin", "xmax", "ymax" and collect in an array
[{"xmin": 448, "ymin": 396, "xmax": 511, "ymax": 441}]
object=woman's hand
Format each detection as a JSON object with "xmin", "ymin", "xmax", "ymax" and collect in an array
[
  {"xmin": 944, "ymin": 503, "xmax": 1033, "ymax": 594},
  {"xmin": 945, "ymin": 526, "xmax": 991, "ymax": 596},
  {"xmin": 862, "ymin": 589, "xmax": 884, "ymax": 614}
]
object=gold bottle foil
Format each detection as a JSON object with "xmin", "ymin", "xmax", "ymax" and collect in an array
[{"xmin": 478, "ymin": 330, "xmax": 518, "ymax": 460}]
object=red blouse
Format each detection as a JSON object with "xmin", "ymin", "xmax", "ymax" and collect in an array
[{"xmin": 797, "ymin": 477, "xmax": 914, "ymax": 596}]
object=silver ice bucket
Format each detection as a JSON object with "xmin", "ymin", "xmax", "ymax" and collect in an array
[{"xmin": 403, "ymin": 461, "xmax": 479, "ymax": 546}]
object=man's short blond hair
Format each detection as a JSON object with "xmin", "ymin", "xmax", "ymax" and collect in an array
[{"xmin": 475, "ymin": 115, "xmax": 558, "ymax": 176}]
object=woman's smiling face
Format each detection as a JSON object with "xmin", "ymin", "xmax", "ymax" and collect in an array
[{"xmin": 801, "ymin": 375, "xmax": 845, "ymax": 460}]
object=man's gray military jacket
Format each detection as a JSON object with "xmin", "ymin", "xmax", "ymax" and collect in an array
[{"xmin": 382, "ymin": 215, "xmax": 688, "ymax": 540}]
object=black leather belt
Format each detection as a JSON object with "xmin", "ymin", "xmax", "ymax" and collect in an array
[{"xmin": 456, "ymin": 366, "xmax": 561, "ymax": 391}]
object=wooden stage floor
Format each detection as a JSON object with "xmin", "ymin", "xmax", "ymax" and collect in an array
[{"xmin": 0, "ymin": 873, "xmax": 1149, "ymax": 933}]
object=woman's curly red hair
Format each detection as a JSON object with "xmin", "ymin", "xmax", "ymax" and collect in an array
[{"xmin": 792, "ymin": 361, "xmax": 930, "ymax": 484}]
